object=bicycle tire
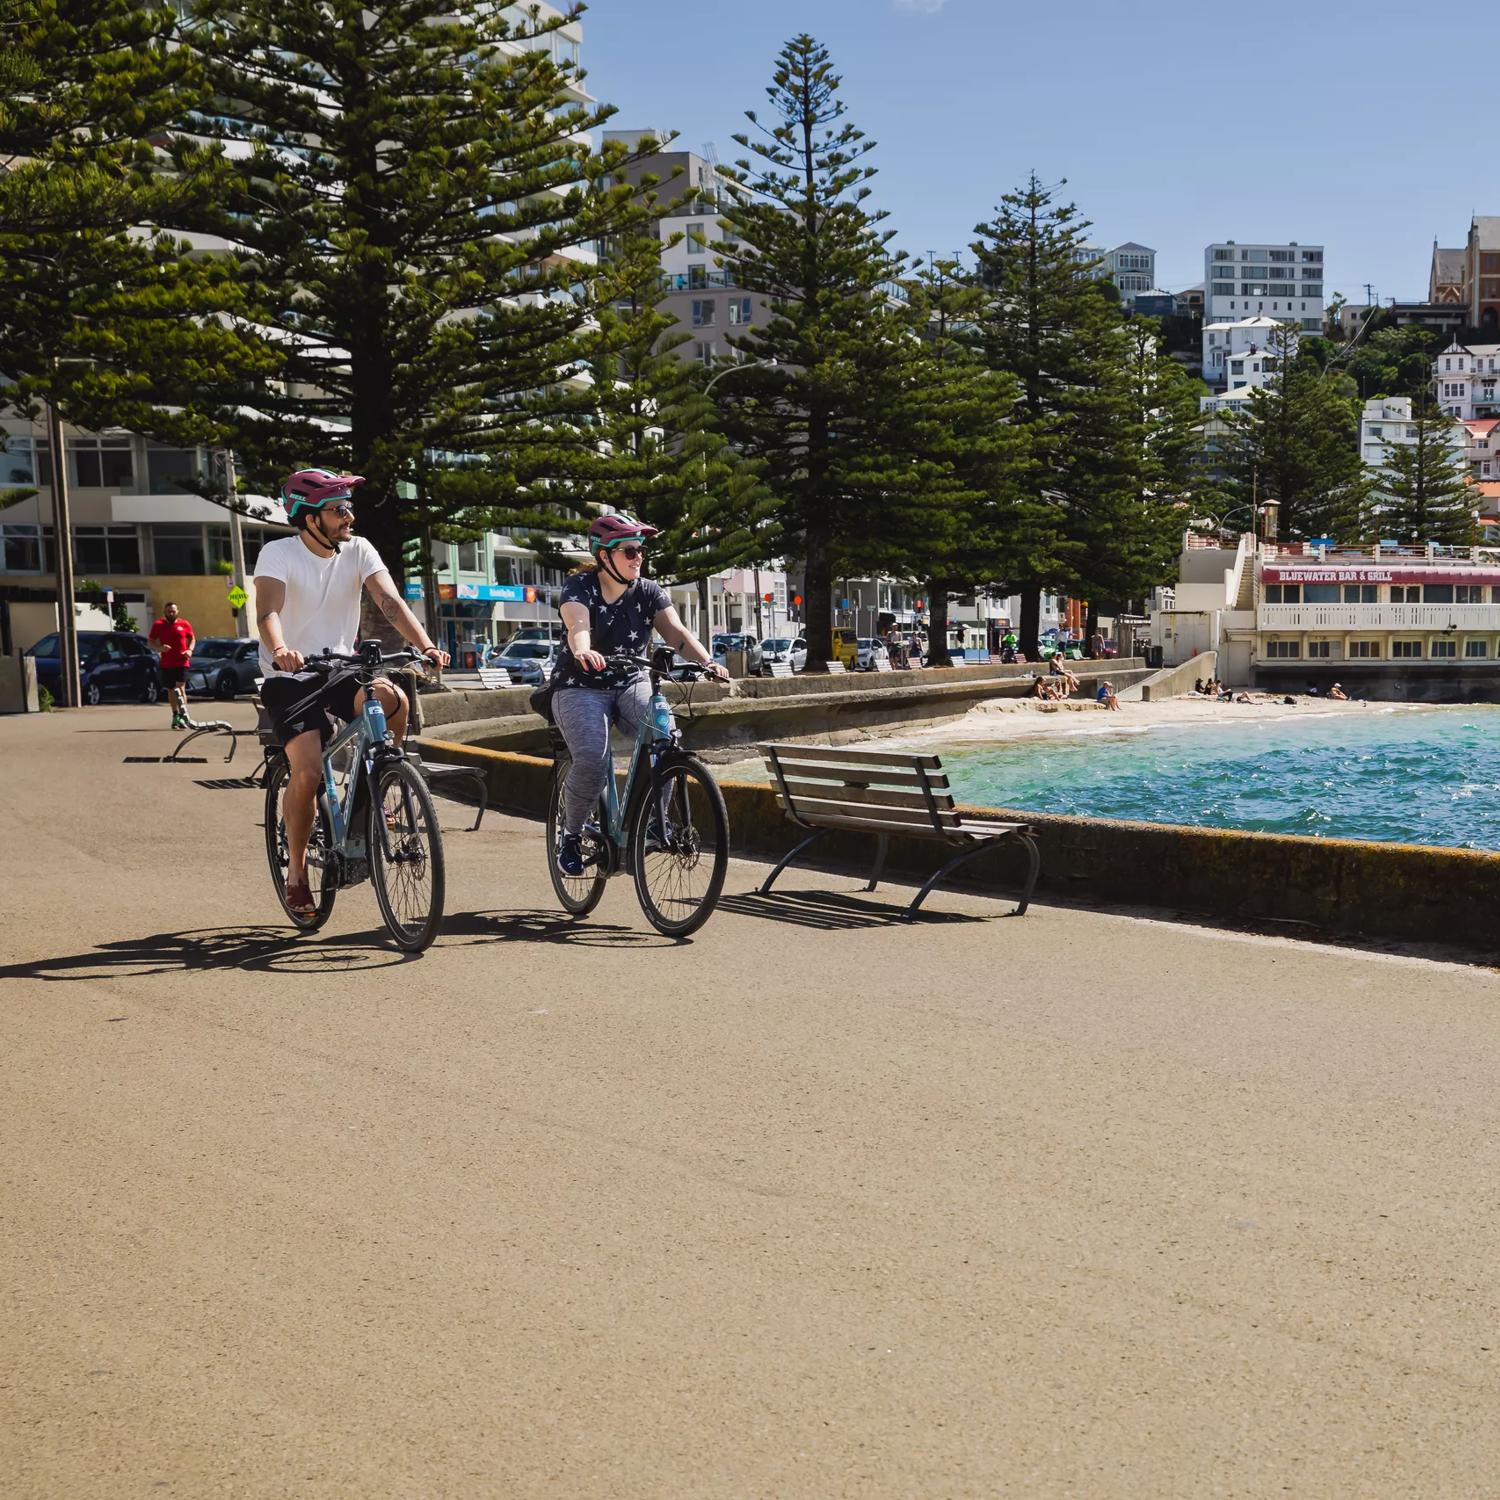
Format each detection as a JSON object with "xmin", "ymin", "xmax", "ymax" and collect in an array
[
  {"xmin": 546, "ymin": 760, "xmax": 607, "ymax": 918},
  {"xmin": 263, "ymin": 753, "xmax": 337, "ymax": 932},
  {"xmin": 631, "ymin": 754, "xmax": 728, "ymax": 938},
  {"xmin": 368, "ymin": 757, "xmax": 445, "ymax": 953}
]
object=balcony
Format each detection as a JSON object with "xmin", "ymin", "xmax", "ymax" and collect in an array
[{"xmin": 1258, "ymin": 604, "xmax": 1500, "ymax": 631}]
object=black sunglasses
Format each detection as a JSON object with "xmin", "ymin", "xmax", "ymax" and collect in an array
[{"xmin": 613, "ymin": 544, "xmax": 647, "ymax": 560}]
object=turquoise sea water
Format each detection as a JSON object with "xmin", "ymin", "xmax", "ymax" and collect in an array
[{"xmin": 925, "ymin": 706, "xmax": 1500, "ymax": 851}]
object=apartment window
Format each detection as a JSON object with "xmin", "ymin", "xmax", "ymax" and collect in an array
[
  {"xmin": 1446, "ymin": 358, "xmax": 1453, "ymax": 370},
  {"xmin": 1264, "ymin": 583, "xmax": 1301, "ymax": 603},
  {"xmin": 150, "ymin": 524, "xmax": 206, "ymax": 575},
  {"xmin": 1213, "ymin": 248, "xmax": 1234, "ymax": 261},
  {"xmin": 1423, "ymin": 584, "xmax": 1454, "ymax": 603},
  {"xmin": 1491, "ymin": 586, "xmax": 1500, "ymax": 604},
  {"xmin": 1264, "ymin": 639, "xmax": 1301, "ymax": 658},
  {"xmin": 1389, "ymin": 585, "xmax": 1420, "ymax": 603},
  {"xmin": 1465, "ymin": 639, "xmax": 1489, "ymax": 657},
  {"xmin": 1342, "ymin": 584, "xmax": 1377, "ymax": 603},
  {"xmin": 1211, "ymin": 282, "xmax": 1235, "ymax": 296},
  {"xmin": 1454, "ymin": 583, "xmax": 1485, "ymax": 603},
  {"xmin": 67, "ymin": 436, "xmax": 133, "ymax": 489},
  {"xmin": 686, "ymin": 222, "xmax": 706, "ymax": 256},
  {"xmin": 207, "ymin": 525, "xmax": 259, "ymax": 572},
  {"xmin": 1304, "ymin": 584, "xmax": 1340, "ymax": 604},
  {"xmin": 693, "ymin": 340, "xmax": 715, "ymax": 367},
  {"xmin": 1430, "ymin": 638, "xmax": 1457, "ymax": 658},
  {"xmin": 456, "ymin": 539, "xmax": 482, "ymax": 572},
  {"xmin": 1, "ymin": 523, "xmax": 44, "ymax": 572},
  {"xmin": 0, "ymin": 437, "xmax": 36, "ymax": 486},
  {"xmin": 691, "ymin": 299, "xmax": 715, "ymax": 327},
  {"xmin": 727, "ymin": 297, "xmax": 752, "ymax": 325},
  {"xmin": 1307, "ymin": 639, "xmax": 1333, "ymax": 657},
  {"xmin": 73, "ymin": 524, "xmax": 140, "ymax": 574},
  {"xmin": 687, "ymin": 263, "xmax": 707, "ymax": 290},
  {"xmin": 1369, "ymin": 425, "xmax": 1383, "ymax": 439},
  {"xmin": 1391, "ymin": 639, "xmax": 1423, "ymax": 658},
  {"xmin": 144, "ymin": 444, "xmax": 202, "ymax": 494},
  {"xmin": 1301, "ymin": 250, "xmax": 1323, "ymax": 263},
  {"xmin": 1348, "ymin": 640, "xmax": 1380, "ymax": 658}
]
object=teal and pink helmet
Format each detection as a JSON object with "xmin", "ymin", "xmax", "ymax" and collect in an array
[{"xmin": 281, "ymin": 467, "xmax": 364, "ymax": 522}]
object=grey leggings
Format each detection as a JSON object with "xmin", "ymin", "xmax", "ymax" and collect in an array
[{"xmin": 553, "ymin": 678, "xmax": 672, "ymax": 836}]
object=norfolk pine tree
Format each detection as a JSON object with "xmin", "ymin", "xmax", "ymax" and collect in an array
[
  {"xmin": 711, "ymin": 34, "xmax": 931, "ymax": 670},
  {"xmin": 1377, "ymin": 396, "xmax": 1475, "ymax": 545},
  {"xmin": 177, "ymin": 0, "xmax": 667, "ymax": 587},
  {"xmin": 971, "ymin": 176, "xmax": 1141, "ymax": 657},
  {"xmin": 1220, "ymin": 324, "xmax": 1369, "ymax": 541}
]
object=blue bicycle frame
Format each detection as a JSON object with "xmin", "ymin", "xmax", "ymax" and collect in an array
[
  {"xmin": 318, "ymin": 692, "xmax": 392, "ymax": 857},
  {"xmin": 593, "ymin": 678, "xmax": 676, "ymax": 853}
]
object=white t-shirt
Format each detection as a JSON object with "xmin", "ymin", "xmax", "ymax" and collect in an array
[{"xmin": 254, "ymin": 534, "xmax": 387, "ymax": 675}]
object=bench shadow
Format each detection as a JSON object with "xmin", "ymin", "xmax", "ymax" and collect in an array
[{"xmin": 718, "ymin": 887, "xmax": 987, "ymax": 931}]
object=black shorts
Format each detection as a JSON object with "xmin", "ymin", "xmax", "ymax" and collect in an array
[
  {"xmin": 259, "ymin": 670, "xmax": 364, "ymax": 746},
  {"xmin": 161, "ymin": 665, "xmax": 187, "ymax": 687}
]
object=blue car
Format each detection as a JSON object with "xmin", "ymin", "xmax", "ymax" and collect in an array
[{"xmin": 28, "ymin": 630, "xmax": 164, "ymax": 706}]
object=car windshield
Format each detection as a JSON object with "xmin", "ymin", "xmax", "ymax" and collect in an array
[
  {"xmin": 763, "ymin": 639, "xmax": 790, "ymax": 651},
  {"xmin": 501, "ymin": 642, "xmax": 551, "ymax": 658},
  {"xmin": 30, "ymin": 633, "xmax": 60, "ymax": 656},
  {"xmin": 193, "ymin": 639, "xmax": 239, "ymax": 659},
  {"xmin": 857, "ymin": 639, "xmax": 878, "ymax": 649}
]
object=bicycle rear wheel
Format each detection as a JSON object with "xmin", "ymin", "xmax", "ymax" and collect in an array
[
  {"xmin": 369, "ymin": 758, "xmax": 446, "ymax": 952},
  {"xmin": 631, "ymin": 754, "xmax": 728, "ymax": 938},
  {"xmin": 263, "ymin": 753, "xmax": 337, "ymax": 932},
  {"xmin": 546, "ymin": 761, "xmax": 608, "ymax": 917}
]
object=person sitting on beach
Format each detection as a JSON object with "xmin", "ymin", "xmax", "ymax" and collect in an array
[
  {"xmin": 1234, "ymin": 692, "xmax": 1252, "ymax": 703},
  {"xmin": 1049, "ymin": 655, "xmax": 1078, "ymax": 695},
  {"xmin": 1328, "ymin": 682, "xmax": 1348, "ymax": 701},
  {"xmin": 1096, "ymin": 681, "xmax": 1120, "ymax": 711},
  {"xmin": 1193, "ymin": 678, "xmax": 1206, "ymax": 696},
  {"xmin": 1030, "ymin": 675, "xmax": 1049, "ymax": 699}
]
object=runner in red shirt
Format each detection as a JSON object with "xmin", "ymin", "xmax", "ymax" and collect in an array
[{"xmin": 148, "ymin": 602, "xmax": 195, "ymax": 729}]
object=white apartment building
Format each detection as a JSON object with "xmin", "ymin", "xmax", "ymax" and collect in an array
[
  {"xmin": 1360, "ymin": 394, "xmax": 1468, "ymax": 474},
  {"xmin": 1204, "ymin": 240, "xmax": 1325, "ymax": 331},
  {"xmin": 1433, "ymin": 340, "xmax": 1500, "ymax": 421},
  {"xmin": 1075, "ymin": 242, "xmax": 1156, "ymax": 305},
  {"xmin": 1201, "ymin": 315, "xmax": 1290, "ymax": 387}
]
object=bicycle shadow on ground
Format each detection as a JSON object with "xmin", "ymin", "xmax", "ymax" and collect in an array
[
  {"xmin": 432, "ymin": 909, "xmax": 671, "ymax": 950},
  {"xmin": 717, "ymin": 887, "xmax": 993, "ymax": 931},
  {"xmin": 0, "ymin": 924, "xmax": 420, "ymax": 983}
]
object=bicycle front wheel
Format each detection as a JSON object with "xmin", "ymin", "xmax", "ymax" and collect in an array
[
  {"xmin": 369, "ymin": 758, "xmax": 446, "ymax": 952},
  {"xmin": 546, "ymin": 760, "xmax": 608, "ymax": 918},
  {"xmin": 264, "ymin": 753, "xmax": 337, "ymax": 932},
  {"xmin": 631, "ymin": 755, "xmax": 728, "ymax": 938}
]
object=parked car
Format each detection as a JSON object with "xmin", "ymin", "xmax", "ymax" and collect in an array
[
  {"xmin": 712, "ymin": 633, "xmax": 764, "ymax": 676},
  {"xmin": 508, "ymin": 624, "xmax": 564, "ymax": 645},
  {"xmin": 855, "ymin": 637, "xmax": 891, "ymax": 671},
  {"xmin": 831, "ymin": 627, "xmax": 860, "ymax": 669},
  {"xmin": 185, "ymin": 636, "xmax": 261, "ymax": 699},
  {"xmin": 760, "ymin": 636, "xmax": 807, "ymax": 673},
  {"xmin": 492, "ymin": 639, "xmax": 562, "ymax": 685},
  {"xmin": 28, "ymin": 630, "xmax": 163, "ymax": 705}
]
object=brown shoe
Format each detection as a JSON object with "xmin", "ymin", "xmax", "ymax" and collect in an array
[{"xmin": 285, "ymin": 878, "xmax": 316, "ymax": 918}]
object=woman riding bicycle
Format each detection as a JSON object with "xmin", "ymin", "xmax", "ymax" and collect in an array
[{"xmin": 552, "ymin": 513, "xmax": 727, "ymax": 876}]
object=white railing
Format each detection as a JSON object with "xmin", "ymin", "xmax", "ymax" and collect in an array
[{"xmin": 1257, "ymin": 604, "xmax": 1500, "ymax": 631}]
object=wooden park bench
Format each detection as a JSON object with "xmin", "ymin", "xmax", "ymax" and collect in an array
[
  {"xmin": 758, "ymin": 742, "xmax": 1040, "ymax": 918},
  {"xmin": 765, "ymin": 659, "xmax": 794, "ymax": 679},
  {"xmin": 826, "ymin": 660, "xmax": 847, "ymax": 674},
  {"xmin": 476, "ymin": 666, "xmax": 513, "ymax": 690}
]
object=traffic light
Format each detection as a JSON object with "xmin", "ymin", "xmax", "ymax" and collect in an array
[
  {"xmin": 792, "ymin": 594, "xmax": 802, "ymax": 607},
  {"xmin": 764, "ymin": 592, "xmax": 774, "ymax": 603}
]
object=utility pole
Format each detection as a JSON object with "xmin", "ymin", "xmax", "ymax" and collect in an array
[
  {"xmin": 224, "ymin": 448, "xmax": 249, "ymax": 639},
  {"xmin": 45, "ymin": 398, "xmax": 80, "ymax": 707}
]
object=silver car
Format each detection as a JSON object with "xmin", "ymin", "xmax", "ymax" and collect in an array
[
  {"xmin": 186, "ymin": 637, "xmax": 262, "ymax": 699},
  {"xmin": 494, "ymin": 639, "xmax": 561, "ymax": 685},
  {"xmin": 760, "ymin": 637, "xmax": 806, "ymax": 672}
]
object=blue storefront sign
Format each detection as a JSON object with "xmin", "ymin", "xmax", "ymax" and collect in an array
[{"xmin": 402, "ymin": 581, "xmax": 537, "ymax": 603}]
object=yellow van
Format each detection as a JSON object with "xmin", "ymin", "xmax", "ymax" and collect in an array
[{"xmin": 831, "ymin": 627, "xmax": 859, "ymax": 668}]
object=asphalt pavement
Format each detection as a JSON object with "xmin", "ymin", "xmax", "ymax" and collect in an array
[{"xmin": 3, "ymin": 704, "xmax": 1499, "ymax": 1498}]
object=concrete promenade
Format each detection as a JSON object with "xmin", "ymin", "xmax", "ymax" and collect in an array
[{"xmin": 3, "ymin": 705, "xmax": 1499, "ymax": 1498}]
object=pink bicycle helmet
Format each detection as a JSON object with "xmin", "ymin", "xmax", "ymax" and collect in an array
[
  {"xmin": 281, "ymin": 467, "xmax": 365, "ymax": 520},
  {"xmin": 587, "ymin": 512, "xmax": 659, "ymax": 554}
]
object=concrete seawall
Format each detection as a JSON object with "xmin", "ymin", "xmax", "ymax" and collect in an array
[
  {"xmin": 414, "ymin": 737, "xmax": 1500, "ymax": 954},
  {"xmin": 1136, "ymin": 651, "xmax": 1217, "ymax": 702}
]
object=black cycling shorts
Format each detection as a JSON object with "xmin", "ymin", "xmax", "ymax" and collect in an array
[
  {"xmin": 259, "ymin": 670, "xmax": 364, "ymax": 746},
  {"xmin": 160, "ymin": 665, "xmax": 187, "ymax": 687}
]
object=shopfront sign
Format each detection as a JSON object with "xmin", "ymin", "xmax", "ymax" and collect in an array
[
  {"xmin": 403, "ymin": 581, "xmax": 539, "ymax": 603},
  {"xmin": 1262, "ymin": 565, "xmax": 1500, "ymax": 585}
]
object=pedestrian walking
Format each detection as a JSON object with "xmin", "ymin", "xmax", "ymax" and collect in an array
[{"xmin": 148, "ymin": 601, "xmax": 195, "ymax": 729}]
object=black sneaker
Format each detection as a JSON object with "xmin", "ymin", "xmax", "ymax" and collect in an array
[{"xmin": 557, "ymin": 834, "xmax": 586, "ymax": 877}]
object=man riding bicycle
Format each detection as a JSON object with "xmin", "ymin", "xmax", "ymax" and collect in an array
[
  {"xmin": 254, "ymin": 468, "xmax": 448, "ymax": 917},
  {"xmin": 552, "ymin": 513, "xmax": 727, "ymax": 877}
]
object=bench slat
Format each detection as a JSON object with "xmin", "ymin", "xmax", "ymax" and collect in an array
[
  {"xmin": 762, "ymin": 743, "xmax": 943, "ymax": 769},
  {"xmin": 761, "ymin": 760, "xmax": 949, "ymax": 791},
  {"xmin": 779, "ymin": 780, "xmax": 956, "ymax": 812},
  {"xmin": 786, "ymin": 812, "xmax": 1008, "ymax": 840},
  {"xmin": 784, "ymin": 798, "xmax": 963, "ymax": 830}
]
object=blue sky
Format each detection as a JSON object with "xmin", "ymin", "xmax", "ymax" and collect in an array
[{"xmin": 583, "ymin": 0, "xmax": 1496, "ymax": 304}]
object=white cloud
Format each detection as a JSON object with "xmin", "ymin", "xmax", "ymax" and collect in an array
[{"xmin": 892, "ymin": 0, "xmax": 947, "ymax": 12}]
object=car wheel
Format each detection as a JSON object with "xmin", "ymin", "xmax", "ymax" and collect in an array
[
  {"xmin": 85, "ymin": 680, "xmax": 103, "ymax": 706},
  {"xmin": 215, "ymin": 671, "xmax": 237, "ymax": 700},
  {"xmin": 141, "ymin": 676, "xmax": 160, "ymax": 704}
]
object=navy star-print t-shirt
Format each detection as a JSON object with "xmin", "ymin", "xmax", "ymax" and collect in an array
[{"xmin": 554, "ymin": 570, "xmax": 672, "ymax": 691}]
